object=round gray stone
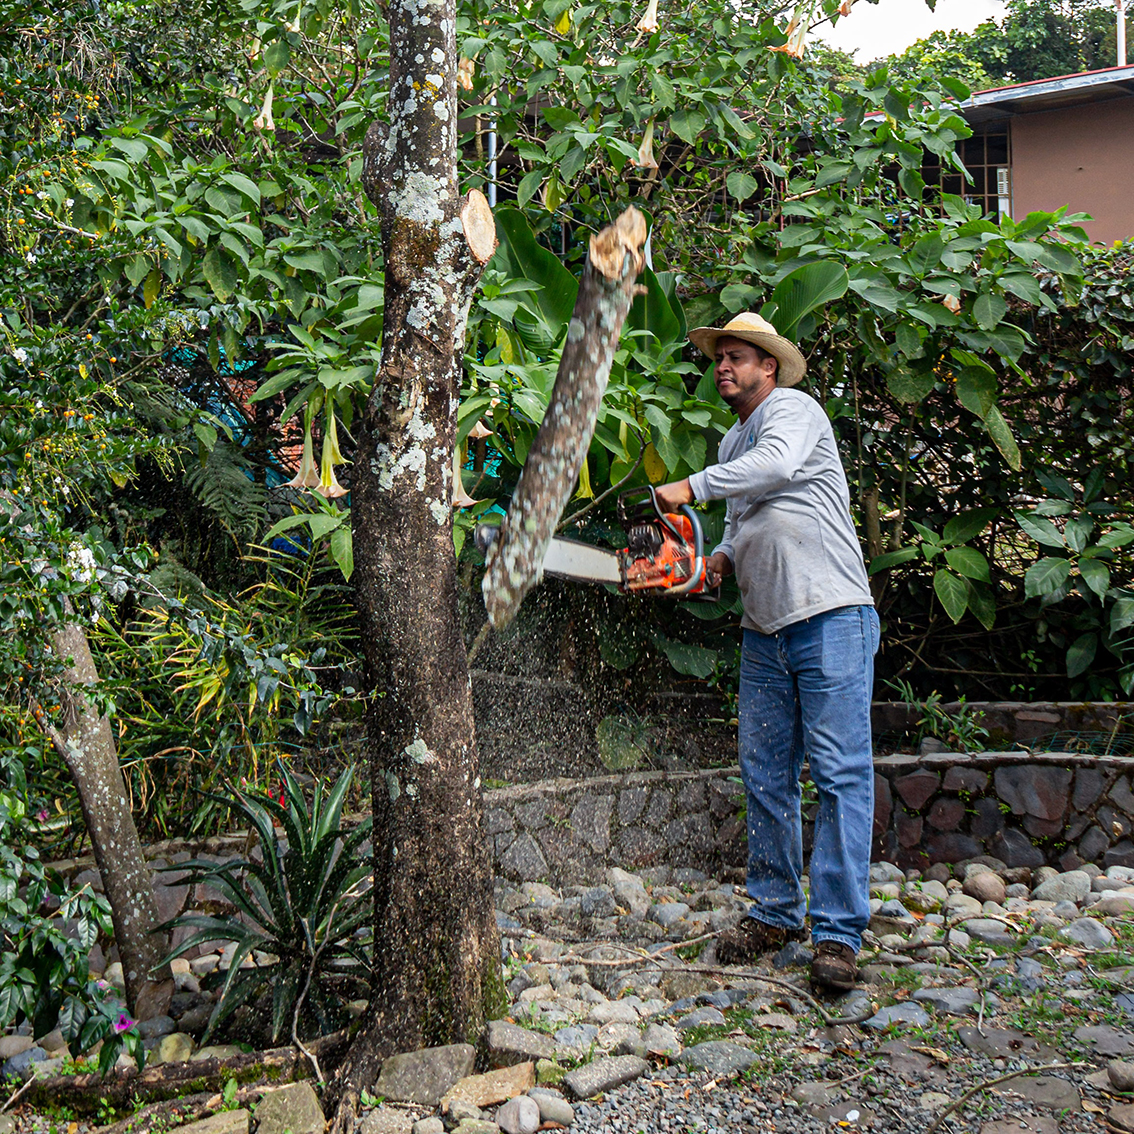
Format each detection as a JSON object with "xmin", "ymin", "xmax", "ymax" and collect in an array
[
  {"xmin": 678, "ymin": 1041, "xmax": 758, "ymax": 1077},
  {"xmin": 527, "ymin": 1091, "xmax": 574, "ymax": 1127},
  {"xmin": 495, "ymin": 1095, "xmax": 539, "ymax": 1134},
  {"xmin": 1060, "ymin": 917, "xmax": 1114, "ymax": 949},
  {"xmin": 862, "ymin": 1003, "xmax": 932, "ymax": 1030},
  {"xmin": 1032, "ymin": 870, "xmax": 1092, "ymax": 904}
]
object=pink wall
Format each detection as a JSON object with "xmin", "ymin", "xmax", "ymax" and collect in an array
[{"xmin": 1010, "ymin": 98, "xmax": 1134, "ymax": 244}]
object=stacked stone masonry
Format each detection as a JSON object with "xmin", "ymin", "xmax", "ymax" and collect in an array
[{"xmin": 485, "ymin": 753, "xmax": 1134, "ymax": 887}]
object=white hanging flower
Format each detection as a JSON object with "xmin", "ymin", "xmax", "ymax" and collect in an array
[
  {"xmin": 12, "ymin": 347, "xmax": 29, "ymax": 363},
  {"xmin": 36, "ymin": 190, "xmax": 48, "ymax": 200},
  {"xmin": 65, "ymin": 198, "xmax": 75, "ymax": 208},
  {"xmin": 26, "ymin": 252, "xmax": 37, "ymax": 264},
  {"xmin": 635, "ymin": 0, "xmax": 659, "ymax": 33}
]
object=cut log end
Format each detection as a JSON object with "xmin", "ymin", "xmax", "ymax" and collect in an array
[
  {"xmin": 588, "ymin": 206, "xmax": 648, "ymax": 281},
  {"xmin": 462, "ymin": 189, "xmax": 498, "ymax": 265}
]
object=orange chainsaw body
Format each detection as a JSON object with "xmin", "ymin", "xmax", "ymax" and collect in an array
[
  {"xmin": 620, "ymin": 512, "xmax": 709, "ymax": 593},
  {"xmin": 616, "ymin": 489, "xmax": 713, "ymax": 596}
]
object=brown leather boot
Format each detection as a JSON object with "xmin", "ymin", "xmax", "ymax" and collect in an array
[
  {"xmin": 716, "ymin": 918, "xmax": 806, "ymax": 966},
  {"xmin": 810, "ymin": 940, "xmax": 858, "ymax": 990}
]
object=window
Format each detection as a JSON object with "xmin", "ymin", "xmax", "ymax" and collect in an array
[{"xmin": 923, "ymin": 123, "xmax": 1012, "ymax": 219}]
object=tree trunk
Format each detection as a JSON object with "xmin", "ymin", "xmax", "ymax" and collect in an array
[
  {"xmin": 47, "ymin": 614, "xmax": 174, "ymax": 1021},
  {"xmin": 481, "ymin": 207, "xmax": 648, "ymax": 629},
  {"xmin": 325, "ymin": 0, "xmax": 500, "ymax": 1118}
]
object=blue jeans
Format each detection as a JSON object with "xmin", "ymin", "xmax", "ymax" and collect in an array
[{"xmin": 737, "ymin": 605, "xmax": 879, "ymax": 952}]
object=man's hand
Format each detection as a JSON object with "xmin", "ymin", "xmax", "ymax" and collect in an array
[
  {"xmin": 654, "ymin": 478, "xmax": 694, "ymax": 512},
  {"xmin": 705, "ymin": 551, "xmax": 733, "ymax": 588}
]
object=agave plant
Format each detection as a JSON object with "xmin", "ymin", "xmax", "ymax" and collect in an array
[{"xmin": 162, "ymin": 763, "xmax": 372, "ymax": 1044}]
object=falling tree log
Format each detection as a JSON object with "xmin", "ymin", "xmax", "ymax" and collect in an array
[{"xmin": 481, "ymin": 206, "xmax": 648, "ymax": 629}]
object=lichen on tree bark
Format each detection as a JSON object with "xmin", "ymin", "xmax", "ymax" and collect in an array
[
  {"xmin": 324, "ymin": 0, "xmax": 499, "ymax": 1121},
  {"xmin": 482, "ymin": 207, "xmax": 649, "ymax": 629},
  {"xmin": 50, "ymin": 615, "xmax": 173, "ymax": 1020}
]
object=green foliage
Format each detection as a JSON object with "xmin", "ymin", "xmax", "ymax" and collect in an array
[
  {"xmin": 0, "ymin": 791, "xmax": 144, "ymax": 1074},
  {"xmin": 2, "ymin": 0, "xmax": 1133, "ymax": 749},
  {"xmin": 878, "ymin": 0, "xmax": 1133, "ymax": 88},
  {"xmin": 162, "ymin": 764, "xmax": 373, "ymax": 1045},
  {"xmin": 885, "ymin": 677, "xmax": 991, "ymax": 752},
  {"xmin": 875, "ymin": 30, "xmax": 997, "ymax": 93},
  {"xmin": 1015, "ymin": 469, "xmax": 1134, "ymax": 691}
]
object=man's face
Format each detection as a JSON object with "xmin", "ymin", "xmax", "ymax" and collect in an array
[{"xmin": 714, "ymin": 336, "xmax": 777, "ymax": 414}]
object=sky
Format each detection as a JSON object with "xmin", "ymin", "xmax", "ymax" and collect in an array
[{"xmin": 816, "ymin": 0, "xmax": 1007, "ymax": 61}]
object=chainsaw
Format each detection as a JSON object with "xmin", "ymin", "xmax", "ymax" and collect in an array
[{"xmin": 476, "ymin": 487, "xmax": 718, "ymax": 599}]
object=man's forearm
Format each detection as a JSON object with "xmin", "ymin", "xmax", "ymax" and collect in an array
[{"xmin": 654, "ymin": 478, "xmax": 694, "ymax": 512}]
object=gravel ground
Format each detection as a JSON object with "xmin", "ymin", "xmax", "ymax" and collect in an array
[{"xmin": 4, "ymin": 858, "xmax": 1134, "ymax": 1134}]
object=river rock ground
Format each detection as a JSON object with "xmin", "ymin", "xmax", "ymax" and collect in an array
[{"xmin": 4, "ymin": 859, "xmax": 1134, "ymax": 1134}]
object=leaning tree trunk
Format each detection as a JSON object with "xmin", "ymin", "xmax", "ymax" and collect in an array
[
  {"xmin": 482, "ymin": 207, "xmax": 648, "ymax": 629},
  {"xmin": 325, "ymin": 0, "xmax": 500, "ymax": 1119},
  {"xmin": 45, "ymin": 614, "xmax": 173, "ymax": 1021}
]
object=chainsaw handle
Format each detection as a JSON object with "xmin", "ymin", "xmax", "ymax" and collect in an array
[
  {"xmin": 618, "ymin": 486, "xmax": 686, "ymax": 548},
  {"xmin": 668, "ymin": 503, "xmax": 705, "ymax": 597}
]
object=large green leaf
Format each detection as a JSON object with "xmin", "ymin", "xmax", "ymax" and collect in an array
[
  {"xmin": 933, "ymin": 568, "xmax": 969, "ymax": 623},
  {"xmin": 973, "ymin": 292, "xmax": 1007, "ymax": 330},
  {"xmin": 1066, "ymin": 632, "xmax": 1097, "ymax": 678},
  {"xmin": 955, "ymin": 366, "xmax": 996, "ymax": 417},
  {"xmin": 1078, "ymin": 557, "xmax": 1109, "ymax": 600},
  {"xmin": 983, "ymin": 405, "xmax": 1021, "ymax": 470},
  {"xmin": 886, "ymin": 367, "xmax": 934, "ymax": 404},
  {"xmin": 595, "ymin": 716, "xmax": 648, "ymax": 771},
  {"xmin": 202, "ymin": 245, "xmax": 239, "ymax": 302},
  {"xmin": 490, "ymin": 208, "xmax": 578, "ymax": 344},
  {"xmin": 768, "ymin": 262, "xmax": 848, "ymax": 339},
  {"xmin": 655, "ymin": 637, "xmax": 718, "ymax": 678},
  {"xmin": 942, "ymin": 508, "xmax": 997, "ymax": 545},
  {"xmin": 944, "ymin": 546, "xmax": 990, "ymax": 582},
  {"xmin": 965, "ymin": 579, "xmax": 996, "ymax": 630},
  {"xmin": 1024, "ymin": 556, "xmax": 1071, "ymax": 597},
  {"xmin": 1111, "ymin": 595, "xmax": 1134, "ymax": 635},
  {"xmin": 1015, "ymin": 511, "xmax": 1065, "ymax": 548},
  {"xmin": 627, "ymin": 267, "xmax": 684, "ymax": 349},
  {"xmin": 868, "ymin": 546, "xmax": 918, "ymax": 575}
]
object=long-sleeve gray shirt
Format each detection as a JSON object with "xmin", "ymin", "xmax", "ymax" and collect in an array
[{"xmin": 688, "ymin": 387, "xmax": 872, "ymax": 634}]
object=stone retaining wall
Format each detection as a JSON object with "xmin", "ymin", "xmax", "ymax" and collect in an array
[
  {"xmin": 50, "ymin": 750, "xmax": 1134, "ymax": 900},
  {"xmin": 871, "ymin": 701, "xmax": 1132, "ymax": 748},
  {"xmin": 485, "ymin": 752, "xmax": 1134, "ymax": 887}
]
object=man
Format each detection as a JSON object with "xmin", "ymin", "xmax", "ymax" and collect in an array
[{"xmin": 655, "ymin": 312, "xmax": 878, "ymax": 992}]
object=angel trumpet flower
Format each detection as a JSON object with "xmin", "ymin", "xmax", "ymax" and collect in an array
[
  {"xmin": 769, "ymin": 16, "xmax": 808, "ymax": 58},
  {"xmin": 253, "ymin": 82, "xmax": 275, "ymax": 132},
  {"xmin": 633, "ymin": 119, "xmax": 659, "ymax": 170},
  {"xmin": 635, "ymin": 0, "xmax": 659, "ymax": 34},
  {"xmin": 315, "ymin": 408, "xmax": 348, "ymax": 498},
  {"xmin": 452, "ymin": 446, "xmax": 478, "ymax": 509},
  {"xmin": 282, "ymin": 410, "xmax": 320, "ymax": 490}
]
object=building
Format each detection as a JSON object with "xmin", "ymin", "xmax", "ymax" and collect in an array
[{"xmin": 946, "ymin": 65, "xmax": 1134, "ymax": 244}]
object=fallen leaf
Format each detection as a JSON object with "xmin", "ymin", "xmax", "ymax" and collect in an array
[
  {"xmin": 911, "ymin": 1045, "xmax": 950, "ymax": 1064},
  {"xmin": 1083, "ymin": 1100, "xmax": 1105, "ymax": 1113}
]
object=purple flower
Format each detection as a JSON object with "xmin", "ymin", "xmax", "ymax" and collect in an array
[
  {"xmin": 114, "ymin": 1012, "xmax": 135, "ymax": 1033},
  {"xmin": 36, "ymin": 809, "xmax": 49, "ymax": 822}
]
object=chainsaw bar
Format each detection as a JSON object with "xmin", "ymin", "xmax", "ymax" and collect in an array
[{"xmin": 541, "ymin": 536, "xmax": 622, "ymax": 585}]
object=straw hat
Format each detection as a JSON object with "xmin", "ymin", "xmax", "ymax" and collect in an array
[{"xmin": 687, "ymin": 312, "xmax": 807, "ymax": 387}]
